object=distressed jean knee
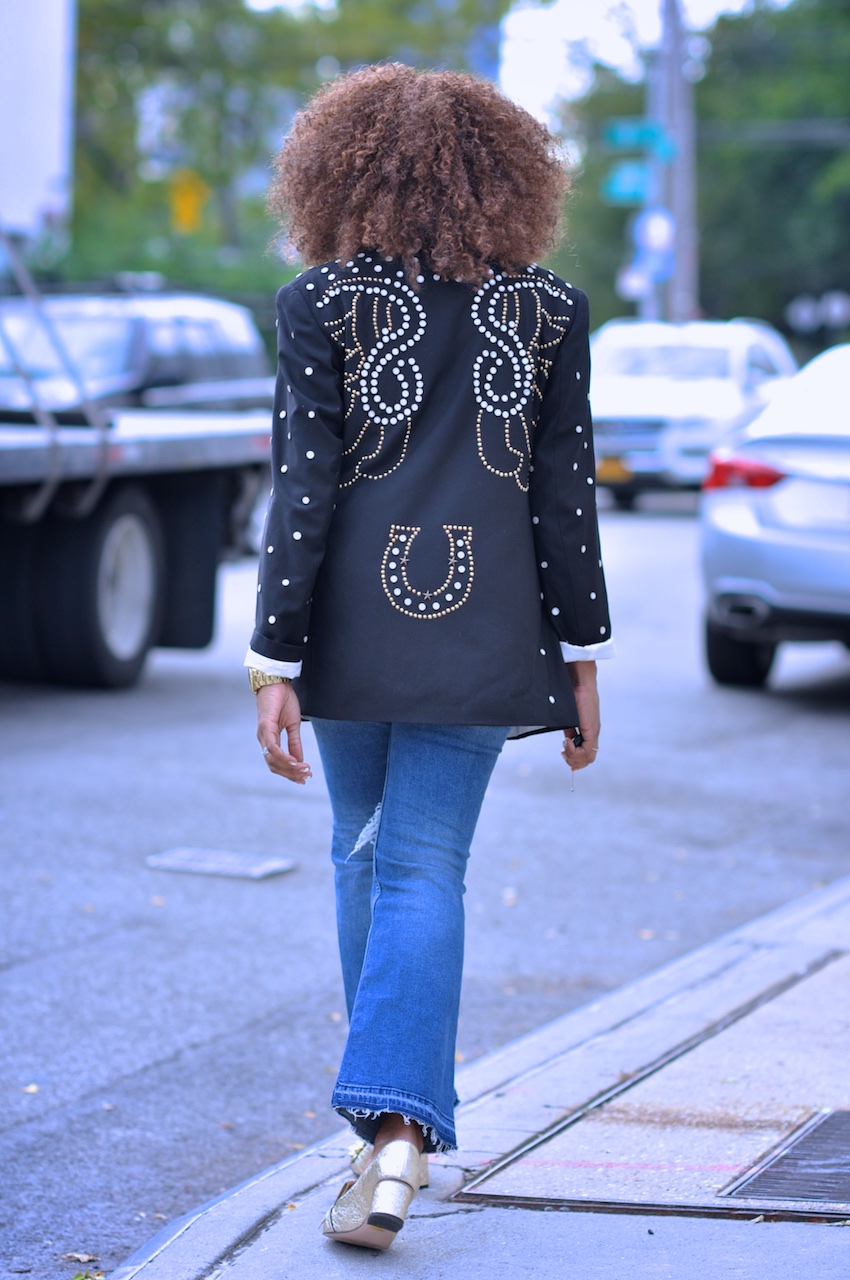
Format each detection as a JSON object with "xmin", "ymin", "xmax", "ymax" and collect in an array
[{"xmin": 345, "ymin": 803, "xmax": 382, "ymax": 864}]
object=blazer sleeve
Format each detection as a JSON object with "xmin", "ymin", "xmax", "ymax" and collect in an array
[
  {"xmin": 529, "ymin": 290, "xmax": 614, "ymax": 660},
  {"xmin": 248, "ymin": 282, "xmax": 345, "ymax": 667}
]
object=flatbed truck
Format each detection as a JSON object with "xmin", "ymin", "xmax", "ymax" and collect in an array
[{"xmin": 0, "ymin": 406, "xmax": 270, "ymax": 686}]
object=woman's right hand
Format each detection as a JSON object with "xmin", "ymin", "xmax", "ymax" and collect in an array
[{"xmin": 255, "ymin": 682, "xmax": 313, "ymax": 784}]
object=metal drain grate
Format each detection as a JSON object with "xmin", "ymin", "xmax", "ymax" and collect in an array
[{"xmin": 723, "ymin": 1111, "xmax": 850, "ymax": 1203}]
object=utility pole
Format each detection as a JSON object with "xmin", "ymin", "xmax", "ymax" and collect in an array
[
  {"xmin": 666, "ymin": 0, "xmax": 699, "ymax": 319},
  {"xmin": 642, "ymin": 0, "xmax": 700, "ymax": 320}
]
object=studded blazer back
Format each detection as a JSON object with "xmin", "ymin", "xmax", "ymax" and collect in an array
[{"xmin": 249, "ymin": 255, "xmax": 612, "ymax": 733}]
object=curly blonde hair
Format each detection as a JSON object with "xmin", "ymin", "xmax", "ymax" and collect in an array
[{"xmin": 268, "ymin": 63, "xmax": 569, "ymax": 286}]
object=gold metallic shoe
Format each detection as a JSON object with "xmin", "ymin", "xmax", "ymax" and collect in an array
[
  {"xmin": 349, "ymin": 1138, "xmax": 430, "ymax": 1188},
  {"xmin": 322, "ymin": 1139, "xmax": 421, "ymax": 1249}
]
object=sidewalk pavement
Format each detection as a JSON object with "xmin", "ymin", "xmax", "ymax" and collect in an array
[{"xmin": 112, "ymin": 877, "xmax": 850, "ymax": 1280}]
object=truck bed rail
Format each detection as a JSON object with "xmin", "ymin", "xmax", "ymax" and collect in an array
[{"xmin": 0, "ymin": 411, "xmax": 272, "ymax": 486}]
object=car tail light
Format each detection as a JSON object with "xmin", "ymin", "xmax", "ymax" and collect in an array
[{"xmin": 703, "ymin": 452, "xmax": 786, "ymax": 490}]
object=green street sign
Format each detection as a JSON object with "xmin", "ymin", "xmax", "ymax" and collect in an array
[
  {"xmin": 603, "ymin": 117, "xmax": 676, "ymax": 161},
  {"xmin": 601, "ymin": 160, "xmax": 654, "ymax": 206}
]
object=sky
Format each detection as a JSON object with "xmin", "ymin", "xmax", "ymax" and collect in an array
[
  {"xmin": 499, "ymin": 0, "xmax": 791, "ymax": 123},
  {"xmin": 247, "ymin": 1, "xmax": 793, "ymax": 125}
]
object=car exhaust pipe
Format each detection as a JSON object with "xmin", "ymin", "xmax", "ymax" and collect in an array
[{"xmin": 712, "ymin": 594, "xmax": 772, "ymax": 630}]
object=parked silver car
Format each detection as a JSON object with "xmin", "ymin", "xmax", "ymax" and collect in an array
[
  {"xmin": 591, "ymin": 317, "xmax": 797, "ymax": 509},
  {"xmin": 700, "ymin": 343, "xmax": 850, "ymax": 687}
]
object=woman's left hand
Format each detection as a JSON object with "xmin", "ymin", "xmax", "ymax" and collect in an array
[
  {"xmin": 255, "ymin": 682, "xmax": 313, "ymax": 784},
  {"xmin": 561, "ymin": 660, "xmax": 600, "ymax": 772}
]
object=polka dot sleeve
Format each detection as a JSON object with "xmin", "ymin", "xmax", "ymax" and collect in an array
[
  {"xmin": 248, "ymin": 281, "xmax": 345, "ymax": 666},
  {"xmin": 529, "ymin": 289, "xmax": 614, "ymax": 657}
]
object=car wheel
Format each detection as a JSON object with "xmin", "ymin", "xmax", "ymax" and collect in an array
[
  {"xmin": 610, "ymin": 488, "xmax": 638, "ymax": 512},
  {"xmin": 36, "ymin": 485, "xmax": 165, "ymax": 688},
  {"xmin": 704, "ymin": 619, "xmax": 777, "ymax": 689}
]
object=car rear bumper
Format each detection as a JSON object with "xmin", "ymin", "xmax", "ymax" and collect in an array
[
  {"xmin": 594, "ymin": 422, "xmax": 717, "ymax": 489},
  {"xmin": 702, "ymin": 493, "xmax": 850, "ymax": 643},
  {"xmin": 707, "ymin": 591, "xmax": 850, "ymax": 644}
]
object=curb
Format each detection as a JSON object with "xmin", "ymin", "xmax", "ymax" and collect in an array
[{"xmin": 111, "ymin": 875, "xmax": 850, "ymax": 1278}]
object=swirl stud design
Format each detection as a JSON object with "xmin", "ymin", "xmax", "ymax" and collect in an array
[
  {"xmin": 470, "ymin": 272, "xmax": 574, "ymax": 490},
  {"xmin": 318, "ymin": 275, "xmax": 426, "ymax": 487}
]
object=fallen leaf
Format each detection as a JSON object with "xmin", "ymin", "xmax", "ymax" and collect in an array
[
  {"xmin": 23, "ymin": 1084, "xmax": 39, "ymax": 1094},
  {"xmin": 304, "ymin": 1110, "xmax": 316, "ymax": 1119},
  {"xmin": 63, "ymin": 1255, "xmax": 98, "ymax": 1264},
  {"xmin": 329, "ymin": 1011, "xmax": 342, "ymax": 1022},
  {"xmin": 220, "ymin": 1121, "xmax": 234, "ymax": 1130}
]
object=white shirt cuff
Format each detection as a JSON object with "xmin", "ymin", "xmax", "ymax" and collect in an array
[
  {"xmin": 560, "ymin": 638, "xmax": 616, "ymax": 662},
  {"xmin": 244, "ymin": 647, "xmax": 302, "ymax": 678}
]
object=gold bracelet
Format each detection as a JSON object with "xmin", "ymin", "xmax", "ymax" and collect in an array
[{"xmin": 248, "ymin": 669, "xmax": 292, "ymax": 694}]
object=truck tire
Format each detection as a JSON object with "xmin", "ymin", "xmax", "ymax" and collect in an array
[
  {"xmin": 705, "ymin": 618, "xmax": 777, "ymax": 689},
  {"xmin": 36, "ymin": 485, "xmax": 165, "ymax": 688},
  {"xmin": 0, "ymin": 520, "xmax": 46, "ymax": 681},
  {"xmin": 154, "ymin": 472, "xmax": 227, "ymax": 648}
]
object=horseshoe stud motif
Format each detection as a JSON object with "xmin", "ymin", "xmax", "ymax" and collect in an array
[{"xmin": 381, "ymin": 524, "xmax": 474, "ymax": 619}]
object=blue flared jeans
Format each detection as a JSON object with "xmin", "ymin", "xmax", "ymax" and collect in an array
[{"xmin": 311, "ymin": 719, "xmax": 509, "ymax": 1153}]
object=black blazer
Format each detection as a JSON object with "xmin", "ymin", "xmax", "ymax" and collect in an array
[{"xmin": 249, "ymin": 255, "xmax": 612, "ymax": 734}]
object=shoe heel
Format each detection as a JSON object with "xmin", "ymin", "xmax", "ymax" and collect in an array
[{"xmin": 368, "ymin": 1176, "xmax": 416, "ymax": 1233}]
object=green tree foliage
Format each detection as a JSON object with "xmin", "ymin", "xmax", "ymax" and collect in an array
[
  {"xmin": 552, "ymin": 0, "xmax": 850, "ymax": 339},
  {"xmin": 695, "ymin": 0, "xmax": 850, "ymax": 332},
  {"xmin": 66, "ymin": 0, "xmax": 509, "ymax": 289},
  {"xmin": 321, "ymin": 0, "xmax": 504, "ymax": 73}
]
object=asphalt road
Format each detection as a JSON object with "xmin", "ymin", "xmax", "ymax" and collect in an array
[{"xmin": 2, "ymin": 496, "xmax": 849, "ymax": 1280}]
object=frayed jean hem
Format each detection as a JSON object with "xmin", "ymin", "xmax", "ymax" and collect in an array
[{"xmin": 333, "ymin": 1085, "xmax": 457, "ymax": 1154}]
